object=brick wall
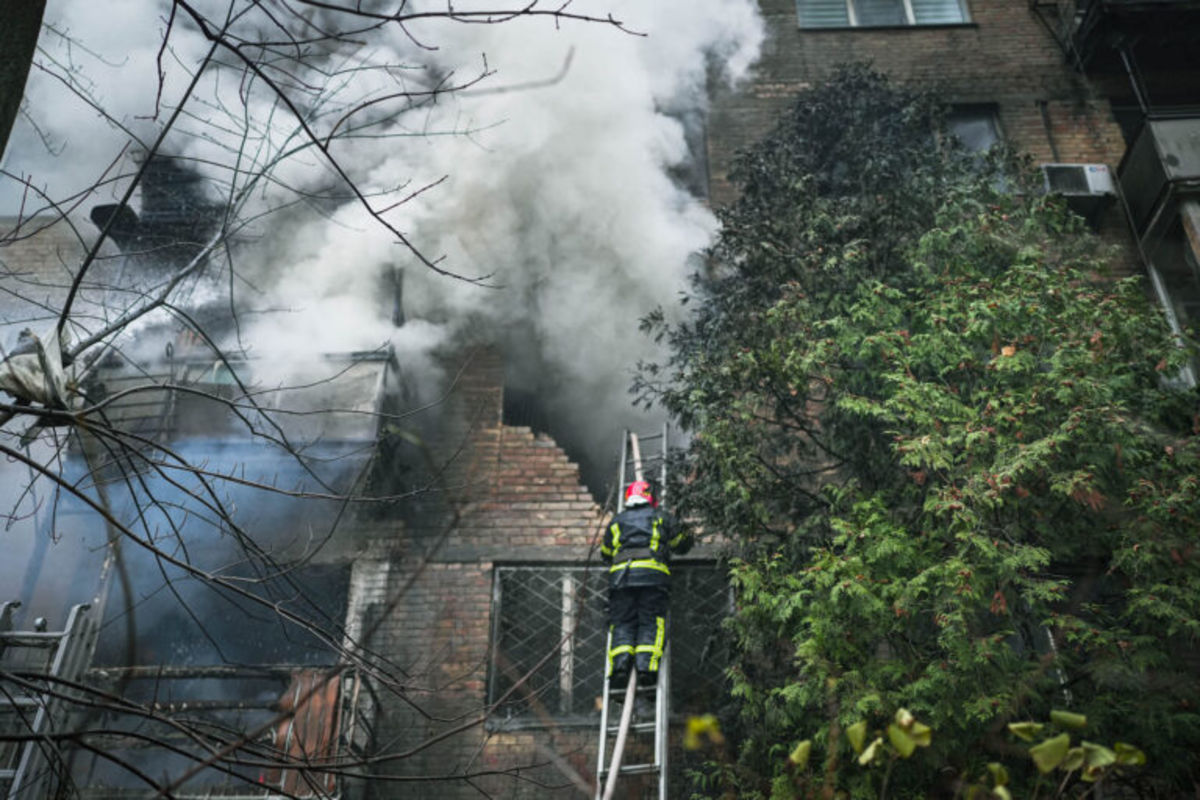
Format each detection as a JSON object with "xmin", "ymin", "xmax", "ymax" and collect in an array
[
  {"xmin": 368, "ymin": 347, "xmax": 608, "ymax": 798},
  {"xmin": 0, "ymin": 216, "xmax": 124, "ymax": 330},
  {"xmin": 706, "ymin": 0, "xmax": 1132, "ymax": 263}
]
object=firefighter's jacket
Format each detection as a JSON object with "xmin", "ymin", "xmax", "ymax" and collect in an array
[{"xmin": 601, "ymin": 505, "xmax": 692, "ymax": 588}]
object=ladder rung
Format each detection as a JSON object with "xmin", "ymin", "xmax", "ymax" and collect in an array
[
  {"xmin": 0, "ymin": 632, "xmax": 64, "ymax": 642},
  {"xmin": 0, "ymin": 696, "xmax": 41, "ymax": 707},
  {"xmin": 599, "ymin": 763, "xmax": 661, "ymax": 778},
  {"xmin": 0, "ymin": 769, "xmax": 15, "ymax": 778},
  {"xmin": 617, "ymin": 762, "xmax": 660, "ymax": 776},
  {"xmin": 607, "ymin": 721, "xmax": 656, "ymax": 734}
]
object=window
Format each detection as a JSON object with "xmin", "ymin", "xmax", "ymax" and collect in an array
[
  {"xmin": 797, "ymin": 0, "xmax": 969, "ymax": 28},
  {"xmin": 945, "ymin": 106, "xmax": 1002, "ymax": 154},
  {"xmin": 487, "ymin": 564, "xmax": 731, "ymax": 729},
  {"xmin": 1147, "ymin": 212, "xmax": 1200, "ymax": 387}
]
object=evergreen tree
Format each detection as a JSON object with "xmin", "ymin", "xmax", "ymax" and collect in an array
[{"xmin": 641, "ymin": 67, "xmax": 1200, "ymax": 798}]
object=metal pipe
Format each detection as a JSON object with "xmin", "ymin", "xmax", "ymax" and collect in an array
[
  {"xmin": 616, "ymin": 431, "xmax": 629, "ymax": 512},
  {"xmin": 601, "ymin": 670, "xmax": 638, "ymax": 800},
  {"xmin": 629, "ymin": 433, "xmax": 644, "ymax": 483},
  {"xmin": 86, "ymin": 665, "xmax": 328, "ymax": 680},
  {"xmin": 1038, "ymin": 100, "xmax": 1061, "ymax": 161},
  {"xmin": 145, "ymin": 700, "xmax": 284, "ymax": 713},
  {"xmin": 1118, "ymin": 42, "xmax": 1150, "ymax": 116}
]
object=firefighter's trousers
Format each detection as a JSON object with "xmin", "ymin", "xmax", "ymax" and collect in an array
[{"xmin": 607, "ymin": 584, "xmax": 668, "ymax": 687}]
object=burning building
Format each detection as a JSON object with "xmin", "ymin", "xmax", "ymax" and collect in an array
[
  {"xmin": 0, "ymin": 1, "xmax": 772, "ymax": 795},
  {"xmin": 0, "ymin": 157, "xmax": 731, "ymax": 798}
]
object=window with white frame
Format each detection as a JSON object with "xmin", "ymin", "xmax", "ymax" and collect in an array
[
  {"xmin": 797, "ymin": 0, "xmax": 969, "ymax": 28},
  {"xmin": 486, "ymin": 564, "xmax": 731, "ymax": 729}
]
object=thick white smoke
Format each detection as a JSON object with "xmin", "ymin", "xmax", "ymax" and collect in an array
[
  {"xmin": 245, "ymin": 2, "xmax": 763, "ymax": 480},
  {"xmin": 4, "ymin": 0, "xmax": 764, "ymax": 488}
]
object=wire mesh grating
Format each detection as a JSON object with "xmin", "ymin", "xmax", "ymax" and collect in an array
[{"xmin": 489, "ymin": 564, "xmax": 729, "ymax": 727}]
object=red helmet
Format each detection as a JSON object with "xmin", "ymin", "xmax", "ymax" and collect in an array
[{"xmin": 624, "ymin": 480, "xmax": 654, "ymax": 508}]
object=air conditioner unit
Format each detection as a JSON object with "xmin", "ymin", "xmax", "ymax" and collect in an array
[
  {"xmin": 1041, "ymin": 163, "xmax": 1115, "ymax": 196},
  {"xmin": 1040, "ymin": 163, "xmax": 1115, "ymax": 229}
]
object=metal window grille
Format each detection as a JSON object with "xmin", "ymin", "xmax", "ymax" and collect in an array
[{"xmin": 487, "ymin": 564, "xmax": 731, "ymax": 729}]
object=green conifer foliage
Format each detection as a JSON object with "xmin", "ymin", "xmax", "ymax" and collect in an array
[{"xmin": 640, "ymin": 67, "xmax": 1200, "ymax": 797}]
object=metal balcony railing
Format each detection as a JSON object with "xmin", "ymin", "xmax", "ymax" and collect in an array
[
  {"xmin": 1031, "ymin": 0, "xmax": 1200, "ymax": 72},
  {"xmin": 76, "ymin": 665, "xmax": 370, "ymax": 799}
]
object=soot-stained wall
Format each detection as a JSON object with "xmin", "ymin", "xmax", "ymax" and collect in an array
[{"xmin": 367, "ymin": 347, "xmax": 606, "ymax": 797}]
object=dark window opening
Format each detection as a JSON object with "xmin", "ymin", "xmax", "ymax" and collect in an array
[
  {"xmin": 946, "ymin": 105, "xmax": 1002, "ymax": 154},
  {"xmin": 502, "ymin": 384, "xmax": 553, "ymax": 436}
]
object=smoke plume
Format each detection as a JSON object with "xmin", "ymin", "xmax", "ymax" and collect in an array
[{"xmin": 4, "ymin": 0, "xmax": 764, "ymax": 491}]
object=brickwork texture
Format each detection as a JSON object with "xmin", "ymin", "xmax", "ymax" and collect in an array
[{"xmin": 706, "ymin": 0, "xmax": 1134, "ymax": 265}]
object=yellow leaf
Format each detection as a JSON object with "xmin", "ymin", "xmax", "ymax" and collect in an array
[
  {"xmin": 788, "ymin": 739, "xmax": 812, "ymax": 769},
  {"xmin": 987, "ymin": 762, "xmax": 1009, "ymax": 786},
  {"xmin": 1062, "ymin": 747, "xmax": 1085, "ymax": 771},
  {"xmin": 887, "ymin": 723, "xmax": 916, "ymax": 758},
  {"xmin": 894, "ymin": 708, "xmax": 915, "ymax": 730},
  {"xmin": 846, "ymin": 720, "xmax": 868, "ymax": 754},
  {"xmin": 1050, "ymin": 710, "xmax": 1087, "ymax": 730},
  {"xmin": 910, "ymin": 721, "xmax": 932, "ymax": 747},
  {"xmin": 684, "ymin": 714, "xmax": 723, "ymax": 750},
  {"xmin": 1007, "ymin": 722, "xmax": 1044, "ymax": 742},
  {"xmin": 1081, "ymin": 741, "xmax": 1116, "ymax": 769},
  {"xmin": 1029, "ymin": 733, "xmax": 1071, "ymax": 774},
  {"xmin": 1114, "ymin": 742, "xmax": 1146, "ymax": 766},
  {"xmin": 858, "ymin": 736, "xmax": 884, "ymax": 765}
]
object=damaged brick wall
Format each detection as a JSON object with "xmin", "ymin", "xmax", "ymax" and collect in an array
[{"xmin": 369, "ymin": 346, "xmax": 606, "ymax": 798}]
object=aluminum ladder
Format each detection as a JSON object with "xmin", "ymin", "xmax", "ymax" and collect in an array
[
  {"xmin": 595, "ymin": 425, "xmax": 671, "ymax": 800},
  {"xmin": 0, "ymin": 601, "xmax": 97, "ymax": 799}
]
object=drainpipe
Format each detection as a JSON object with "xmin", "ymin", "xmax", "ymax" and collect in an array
[
  {"xmin": 1117, "ymin": 41, "xmax": 1150, "ymax": 117},
  {"xmin": 1038, "ymin": 100, "xmax": 1061, "ymax": 162}
]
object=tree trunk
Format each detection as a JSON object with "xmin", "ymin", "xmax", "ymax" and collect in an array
[{"xmin": 0, "ymin": 0, "xmax": 47, "ymax": 161}]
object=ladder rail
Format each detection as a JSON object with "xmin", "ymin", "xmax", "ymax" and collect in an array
[
  {"xmin": 595, "ymin": 426, "xmax": 673, "ymax": 800},
  {"xmin": 599, "ymin": 670, "xmax": 638, "ymax": 800},
  {"xmin": 594, "ymin": 630, "xmax": 612, "ymax": 800},
  {"xmin": 594, "ymin": 640, "xmax": 671, "ymax": 799},
  {"xmin": 658, "ymin": 639, "xmax": 670, "ymax": 800},
  {"xmin": 659, "ymin": 423, "xmax": 670, "ymax": 800},
  {"xmin": 2, "ymin": 603, "xmax": 95, "ymax": 800}
]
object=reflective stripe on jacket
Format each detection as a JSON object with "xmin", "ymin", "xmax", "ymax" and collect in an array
[{"xmin": 601, "ymin": 506, "xmax": 692, "ymax": 587}]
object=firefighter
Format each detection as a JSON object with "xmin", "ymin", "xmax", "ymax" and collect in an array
[{"xmin": 601, "ymin": 479, "xmax": 692, "ymax": 692}]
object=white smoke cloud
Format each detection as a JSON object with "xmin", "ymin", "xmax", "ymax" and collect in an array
[
  {"xmin": 242, "ymin": 1, "xmax": 763, "ymax": 477},
  {"xmin": 4, "ymin": 0, "xmax": 764, "ymax": 486}
]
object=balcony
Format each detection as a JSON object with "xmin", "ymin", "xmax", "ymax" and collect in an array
[
  {"xmin": 1118, "ymin": 117, "xmax": 1200, "ymax": 238},
  {"xmin": 1038, "ymin": 0, "xmax": 1200, "ymax": 72}
]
